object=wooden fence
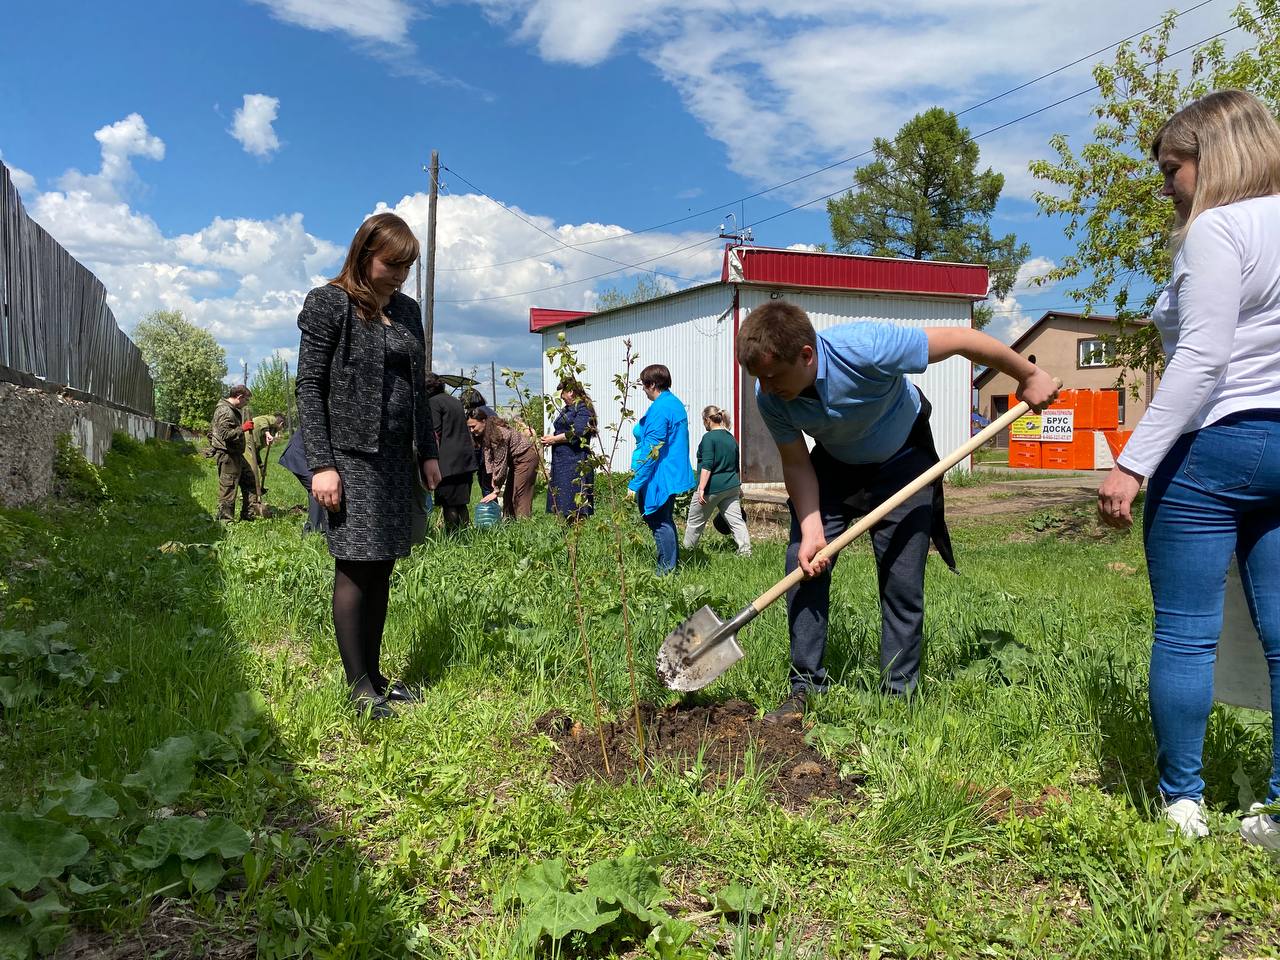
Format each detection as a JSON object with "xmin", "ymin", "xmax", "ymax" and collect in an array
[{"xmin": 0, "ymin": 161, "xmax": 154, "ymax": 415}]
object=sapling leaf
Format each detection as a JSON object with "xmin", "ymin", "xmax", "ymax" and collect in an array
[
  {"xmin": 0, "ymin": 815, "xmax": 89, "ymax": 892},
  {"xmin": 121, "ymin": 736, "xmax": 196, "ymax": 804}
]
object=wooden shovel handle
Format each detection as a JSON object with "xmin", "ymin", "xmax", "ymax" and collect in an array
[{"xmin": 749, "ymin": 390, "xmax": 1054, "ymax": 613}]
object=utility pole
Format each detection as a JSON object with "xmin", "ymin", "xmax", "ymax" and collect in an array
[
  {"xmin": 242, "ymin": 360, "xmax": 248, "ymax": 387},
  {"xmin": 415, "ymin": 255, "xmax": 422, "ymax": 318},
  {"xmin": 423, "ymin": 149, "xmax": 439, "ymax": 372},
  {"xmin": 490, "ymin": 361, "xmax": 497, "ymax": 413}
]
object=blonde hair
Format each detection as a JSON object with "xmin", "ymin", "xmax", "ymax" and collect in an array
[
  {"xmin": 330, "ymin": 213, "xmax": 420, "ymax": 325},
  {"xmin": 1152, "ymin": 89, "xmax": 1280, "ymax": 246},
  {"xmin": 702, "ymin": 405, "xmax": 731, "ymax": 429}
]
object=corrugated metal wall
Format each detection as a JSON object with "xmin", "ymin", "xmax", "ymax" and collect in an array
[
  {"xmin": 541, "ymin": 285, "xmax": 736, "ymax": 472},
  {"xmin": 736, "ymin": 288, "xmax": 972, "ymax": 481}
]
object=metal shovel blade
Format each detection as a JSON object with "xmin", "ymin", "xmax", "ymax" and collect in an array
[{"xmin": 655, "ymin": 604, "xmax": 745, "ymax": 693}]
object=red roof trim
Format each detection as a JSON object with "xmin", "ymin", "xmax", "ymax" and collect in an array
[
  {"xmin": 530, "ymin": 307, "xmax": 593, "ymax": 333},
  {"xmin": 723, "ymin": 245, "xmax": 989, "ymax": 300}
]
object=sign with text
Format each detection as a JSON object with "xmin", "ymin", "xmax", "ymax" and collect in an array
[
  {"xmin": 1010, "ymin": 415, "xmax": 1042, "ymax": 441},
  {"xmin": 1040, "ymin": 409, "xmax": 1074, "ymax": 442}
]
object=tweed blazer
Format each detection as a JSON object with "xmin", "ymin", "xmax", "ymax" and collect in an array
[{"xmin": 294, "ymin": 284, "xmax": 438, "ymax": 471}]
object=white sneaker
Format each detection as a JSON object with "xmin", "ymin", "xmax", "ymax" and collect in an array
[
  {"xmin": 1240, "ymin": 803, "xmax": 1280, "ymax": 855},
  {"xmin": 1163, "ymin": 798, "xmax": 1209, "ymax": 838}
]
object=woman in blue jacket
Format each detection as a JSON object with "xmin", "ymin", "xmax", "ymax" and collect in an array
[{"xmin": 629, "ymin": 364, "xmax": 695, "ymax": 574}]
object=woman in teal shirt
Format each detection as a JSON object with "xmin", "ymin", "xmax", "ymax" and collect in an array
[
  {"xmin": 684, "ymin": 405, "xmax": 752, "ymax": 557},
  {"xmin": 628, "ymin": 364, "xmax": 695, "ymax": 574}
]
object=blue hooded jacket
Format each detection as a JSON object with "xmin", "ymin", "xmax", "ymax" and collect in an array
[{"xmin": 628, "ymin": 389, "xmax": 695, "ymax": 515}]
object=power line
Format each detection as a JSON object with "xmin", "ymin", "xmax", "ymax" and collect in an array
[
  {"xmin": 431, "ymin": 0, "xmax": 1224, "ymax": 275},
  {"xmin": 438, "ymin": 21, "xmax": 1244, "ymax": 306}
]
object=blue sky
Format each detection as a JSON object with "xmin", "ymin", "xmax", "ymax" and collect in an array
[{"xmin": 0, "ymin": 0, "xmax": 1243, "ymax": 399}]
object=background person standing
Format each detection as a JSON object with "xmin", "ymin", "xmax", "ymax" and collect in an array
[
  {"xmin": 683, "ymin": 405, "xmax": 751, "ymax": 557},
  {"xmin": 542, "ymin": 378, "xmax": 596, "ymax": 521},
  {"xmin": 628, "ymin": 364, "xmax": 695, "ymax": 575},
  {"xmin": 295, "ymin": 212, "xmax": 441, "ymax": 720},
  {"xmin": 209, "ymin": 384, "xmax": 258, "ymax": 522},
  {"xmin": 425, "ymin": 373, "xmax": 477, "ymax": 531}
]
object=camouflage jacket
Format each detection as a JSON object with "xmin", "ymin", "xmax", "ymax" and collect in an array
[{"xmin": 210, "ymin": 399, "xmax": 246, "ymax": 455}]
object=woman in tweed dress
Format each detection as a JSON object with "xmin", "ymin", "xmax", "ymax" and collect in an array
[{"xmin": 296, "ymin": 213, "xmax": 441, "ymax": 719}]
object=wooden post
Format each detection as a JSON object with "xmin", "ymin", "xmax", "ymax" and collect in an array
[
  {"xmin": 416, "ymin": 255, "xmax": 422, "ymax": 314},
  {"xmin": 424, "ymin": 150, "xmax": 439, "ymax": 372},
  {"xmin": 491, "ymin": 361, "xmax": 497, "ymax": 413},
  {"xmin": 242, "ymin": 360, "xmax": 249, "ymax": 387}
]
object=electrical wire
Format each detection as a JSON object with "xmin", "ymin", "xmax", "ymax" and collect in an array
[
  {"xmin": 431, "ymin": 0, "xmax": 1225, "ymax": 274},
  {"xmin": 438, "ymin": 21, "xmax": 1246, "ymax": 305}
]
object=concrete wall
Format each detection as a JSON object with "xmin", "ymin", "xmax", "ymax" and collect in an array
[{"xmin": 0, "ymin": 381, "xmax": 154, "ymax": 508}]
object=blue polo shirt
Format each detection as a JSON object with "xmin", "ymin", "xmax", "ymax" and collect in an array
[{"xmin": 756, "ymin": 322, "xmax": 928, "ymax": 464}]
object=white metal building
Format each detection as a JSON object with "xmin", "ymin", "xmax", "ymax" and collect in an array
[{"xmin": 530, "ymin": 245, "xmax": 988, "ymax": 482}]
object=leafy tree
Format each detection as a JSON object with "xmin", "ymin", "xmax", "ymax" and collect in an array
[
  {"xmin": 826, "ymin": 107, "xmax": 1028, "ymax": 328},
  {"xmin": 594, "ymin": 275, "xmax": 668, "ymax": 311},
  {"xmin": 248, "ymin": 354, "xmax": 295, "ymax": 426},
  {"xmin": 1029, "ymin": 0, "xmax": 1280, "ymax": 388},
  {"xmin": 132, "ymin": 311, "xmax": 227, "ymax": 430}
]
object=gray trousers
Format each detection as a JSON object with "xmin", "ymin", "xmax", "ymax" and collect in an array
[
  {"xmin": 786, "ymin": 443, "xmax": 937, "ymax": 697},
  {"xmin": 684, "ymin": 486, "xmax": 752, "ymax": 556}
]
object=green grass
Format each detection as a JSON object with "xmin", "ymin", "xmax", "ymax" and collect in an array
[{"xmin": 1, "ymin": 436, "xmax": 1278, "ymax": 958}]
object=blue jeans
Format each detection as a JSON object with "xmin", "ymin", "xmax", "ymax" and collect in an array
[
  {"xmin": 643, "ymin": 496, "xmax": 678, "ymax": 575},
  {"xmin": 1144, "ymin": 411, "xmax": 1280, "ymax": 804}
]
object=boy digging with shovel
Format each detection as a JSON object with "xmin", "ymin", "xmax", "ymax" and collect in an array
[
  {"xmin": 737, "ymin": 303, "xmax": 1056, "ymax": 723},
  {"xmin": 246, "ymin": 415, "xmax": 284, "ymax": 519}
]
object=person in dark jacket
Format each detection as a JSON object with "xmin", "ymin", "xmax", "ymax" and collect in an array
[
  {"xmin": 295, "ymin": 212, "xmax": 441, "ymax": 720},
  {"xmin": 209, "ymin": 385, "xmax": 258, "ymax": 522},
  {"xmin": 461, "ymin": 387, "xmax": 494, "ymax": 497},
  {"xmin": 541, "ymin": 378, "xmax": 595, "ymax": 521},
  {"xmin": 425, "ymin": 373, "xmax": 477, "ymax": 530},
  {"xmin": 278, "ymin": 423, "xmax": 328, "ymax": 536}
]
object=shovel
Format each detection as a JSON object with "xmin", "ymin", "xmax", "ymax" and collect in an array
[
  {"xmin": 656, "ymin": 393, "xmax": 1055, "ymax": 692},
  {"xmin": 252, "ymin": 437, "xmax": 274, "ymax": 520}
]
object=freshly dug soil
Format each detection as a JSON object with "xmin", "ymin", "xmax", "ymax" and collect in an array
[{"xmin": 534, "ymin": 699, "xmax": 863, "ymax": 808}]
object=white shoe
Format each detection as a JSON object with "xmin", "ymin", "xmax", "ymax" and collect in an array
[
  {"xmin": 1240, "ymin": 803, "xmax": 1280, "ymax": 855},
  {"xmin": 1163, "ymin": 798, "xmax": 1208, "ymax": 838}
]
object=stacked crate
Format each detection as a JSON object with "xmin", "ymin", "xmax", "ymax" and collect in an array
[{"xmin": 1005, "ymin": 389, "xmax": 1131, "ymax": 470}]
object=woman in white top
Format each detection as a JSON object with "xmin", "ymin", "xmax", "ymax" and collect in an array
[{"xmin": 1097, "ymin": 90, "xmax": 1280, "ymax": 849}]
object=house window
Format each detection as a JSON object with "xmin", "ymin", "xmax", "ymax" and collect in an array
[{"xmin": 1078, "ymin": 338, "xmax": 1115, "ymax": 368}]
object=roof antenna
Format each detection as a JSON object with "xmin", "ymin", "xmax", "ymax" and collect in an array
[{"xmin": 718, "ymin": 212, "xmax": 753, "ymax": 244}]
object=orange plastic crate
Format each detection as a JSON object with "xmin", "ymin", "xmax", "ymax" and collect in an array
[
  {"xmin": 1041, "ymin": 442, "xmax": 1074, "ymax": 469},
  {"xmin": 1091, "ymin": 390, "xmax": 1119, "ymax": 430},
  {"xmin": 1008, "ymin": 440, "xmax": 1042, "ymax": 469},
  {"xmin": 1104, "ymin": 430, "xmax": 1132, "ymax": 458}
]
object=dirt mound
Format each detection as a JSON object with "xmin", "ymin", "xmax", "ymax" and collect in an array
[{"xmin": 534, "ymin": 699, "xmax": 863, "ymax": 808}]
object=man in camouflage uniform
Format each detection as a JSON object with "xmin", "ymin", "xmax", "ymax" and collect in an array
[
  {"xmin": 245, "ymin": 414, "xmax": 284, "ymax": 495},
  {"xmin": 209, "ymin": 385, "xmax": 259, "ymax": 521}
]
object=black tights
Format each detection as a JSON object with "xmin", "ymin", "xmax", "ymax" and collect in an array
[{"xmin": 333, "ymin": 558, "xmax": 395, "ymax": 697}]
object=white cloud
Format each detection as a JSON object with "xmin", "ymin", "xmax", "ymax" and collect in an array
[
  {"xmin": 1, "ymin": 152, "xmax": 36, "ymax": 195},
  {"xmin": 58, "ymin": 113, "xmax": 164, "ymax": 202},
  {"xmin": 1011, "ymin": 255, "xmax": 1058, "ymax": 296},
  {"xmin": 470, "ymin": 0, "xmax": 1239, "ymax": 208},
  {"xmin": 22, "ymin": 113, "xmax": 726, "ymax": 386},
  {"xmin": 230, "ymin": 94, "xmax": 282, "ymax": 158},
  {"xmin": 246, "ymin": 0, "xmax": 415, "ymax": 44}
]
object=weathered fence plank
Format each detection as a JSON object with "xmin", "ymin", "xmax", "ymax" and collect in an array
[{"xmin": 0, "ymin": 161, "xmax": 154, "ymax": 415}]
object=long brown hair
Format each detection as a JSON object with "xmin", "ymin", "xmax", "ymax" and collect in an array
[
  {"xmin": 329, "ymin": 213, "xmax": 420, "ymax": 324},
  {"xmin": 1152, "ymin": 90, "xmax": 1280, "ymax": 248},
  {"xmin": 467, "ymin": 406, "xmax": 509, "ymax": 451}
]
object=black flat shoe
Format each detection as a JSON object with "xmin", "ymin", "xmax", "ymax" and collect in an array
[
  {"xmin": 383, "ymin": 680, "xmax": 422, "ymax": 704},
  {"xmin": 349, "ymin": 692, "xmax": 398, "ymax": 720}
]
